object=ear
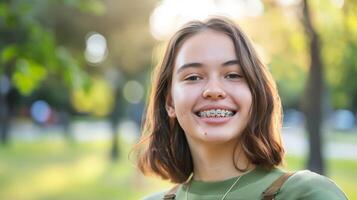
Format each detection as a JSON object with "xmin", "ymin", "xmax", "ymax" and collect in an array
[{"xmin": 165, "ymin": 93, "xmax": 176, "ymax": 118}]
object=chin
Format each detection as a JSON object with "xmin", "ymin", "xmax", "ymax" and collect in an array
[{"xmin": 192, "ymin": 129, "xmax": 241, "ymax": 144}]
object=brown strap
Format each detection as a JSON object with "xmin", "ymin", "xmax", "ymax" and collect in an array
[
  {"xmin": 262, "ymin": 172, "xmax": 295, "ymax": 200},
  {"xmin": 163, "ymin": 184, "xmax": 180, "ymax": 200},
  {"xmin": 162, "ymin": 172, "xmax": 295, "ymax": 200}
]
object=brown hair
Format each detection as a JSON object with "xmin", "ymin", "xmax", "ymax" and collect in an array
[{"xmin": 135, "ymin": 17, "xmax": 284, "ymax": 183}]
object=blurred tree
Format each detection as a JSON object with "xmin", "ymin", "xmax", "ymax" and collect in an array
[
  {"xmin": 262, "ymin": 0, "xmax": 357, "ymax": 174},
  {"xmin": 299, "ymin": 0, "xmax": 325, "ymax": 174},
  {"xmin": 0, "ymin": 0, "xmax": 98, "ymax": 145},
  {"xmin": 1, "ymin": 0, "xmax": 156, "ymax": 162},
  {"xmin": 55, "ymin": 0, "xmax": 156, "ymax": 160},
  {"xmin": 295, "ymin": 0, "xmax": 357, "ymax": 173},
  {"xmin": 101, "ymin": 0, "xmax": 156, "ymax": 161},
  {"xmin": 262, "ymin": 0, "xmax": 335, "ymax": 174}
]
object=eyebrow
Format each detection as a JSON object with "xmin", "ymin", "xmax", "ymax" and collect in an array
[{"xmin": 176, "ymin": 59, "xmax": 240, "ymax": 74}]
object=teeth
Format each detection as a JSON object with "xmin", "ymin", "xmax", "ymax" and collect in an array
[{"xmin": 198, "ymin": 109, "xmax": 234, "ymax": 118}]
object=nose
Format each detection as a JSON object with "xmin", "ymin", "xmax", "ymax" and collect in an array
[{"xmin": 202, "ymin": 79, "xmax": 226, "ymax": 100}]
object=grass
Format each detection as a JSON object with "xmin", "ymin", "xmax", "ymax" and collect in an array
[
  {"xmin": 0, "ymin": 138, "xmax": 355, "ymax": 200},
  {"xmin": 0, "ymin": 139, "xmax": 139, "ymax": 200}
]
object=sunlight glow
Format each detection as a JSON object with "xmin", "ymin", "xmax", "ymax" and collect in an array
[
  {"xmin": 85, "ymin": 32, "xmax": 108, "ymax": 64},
  {"xmin": 150, "ymin": 0, "xmax": 264, "ymax": 40},
  {"xmin": 276, "ymin": 0, "xmax": 301, "ymax": 6},
  {"xmin": 331, "ymin": 0, "xmax": 344, "ymax": 9}
]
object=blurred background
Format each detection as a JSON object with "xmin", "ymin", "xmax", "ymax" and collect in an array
[{"xmin": 0, "ymin": 0, "xmax": 356, "ymax": 199}]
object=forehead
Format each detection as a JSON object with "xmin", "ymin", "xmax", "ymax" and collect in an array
[{"xmin": 174, "ymin": 29, "xmax": 237, "ymax": 67}]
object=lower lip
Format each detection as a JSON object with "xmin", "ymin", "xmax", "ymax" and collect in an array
[{"xmin": 196, "ymin": 115, "xmax": 234, "ymax": 125}]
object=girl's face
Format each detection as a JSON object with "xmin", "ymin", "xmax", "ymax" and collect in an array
[{"xmin": 166, "ymin": 29, "xmax": 252, "ymax": 145}]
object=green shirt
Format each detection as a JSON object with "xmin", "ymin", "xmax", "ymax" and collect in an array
[{"xmin": 142, "ymin": 167, "xmax": 348, "ymax": 200}]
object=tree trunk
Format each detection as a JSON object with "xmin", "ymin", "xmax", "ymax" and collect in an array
[
  {"xmin": 0, "ymin": 93, "xmax": 10, "ymax": 145},
  {"xmin": 109, "ymin": 86, "xmax": 122, "ymax": 161},
  {"xmin": 58, "ymin": 110, "xmax": 75, "ymax": 145},
  {"xmin": 300, "ymin": 0, "xmax": 325, "ymax": 174},
  {"xmin": 110, "ymin": 121, "xmax": 119, "ymax": 161},
  {"xmin": 0, "ymin": 74, "xmax": 11, "ymax": 146}
]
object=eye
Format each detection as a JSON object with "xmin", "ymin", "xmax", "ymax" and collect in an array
[
  {"xmin": 184, "ymin": 75, "xmax": 202, "ymax": 81},
  {"xmin": 225, "ymin": 73, "xmax": 243, "ymax": 79}
]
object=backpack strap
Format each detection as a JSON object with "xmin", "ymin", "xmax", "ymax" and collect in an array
[
  {"xmin": 163, "ymin": 184, "xmax": 180, "ymax": 200},
  {"xmin": 262, "ymin": 172, "xmax": 295, "ymax": 200},
  {"xmin": 162, "ymin": 172, "xmax": 295, "ymax": 200}
]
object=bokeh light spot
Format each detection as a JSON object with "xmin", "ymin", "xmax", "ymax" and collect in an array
[
  {"xmin": 30, "ymin": 100, "xmax": 51, "ymax": 123},
  {"xmin": 85, "ymin": 32, "xmax": 108, "ymax": 64},
  {"xmin": 123, "ymin": 80, "xmax": 144, "ymax": 104}
]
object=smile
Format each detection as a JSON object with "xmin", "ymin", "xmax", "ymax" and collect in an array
[{"xmin": 196, "ymin": 109, "xmax": 236, "ymax": 118}]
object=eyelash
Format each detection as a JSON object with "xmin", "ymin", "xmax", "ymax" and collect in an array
[
  {"xmin": 225, "ymin": 73, "xmax": 243, "ymax": 79},
  {"xmin": 184, "ymin": 73, "xmax": 242, "ymax": 81},
  {"xmin": 184, "ymin": 75, "xmax": 202, "ymax": 81}
]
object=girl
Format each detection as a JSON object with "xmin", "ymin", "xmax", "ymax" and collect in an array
[{"xmin": 136, "ymin": 17, "xmax": 348, "ymax": 200}]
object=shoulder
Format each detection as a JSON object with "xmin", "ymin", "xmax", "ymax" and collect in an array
[
  {"xmin": 141, "ymin": 190, "xmax": 166, "ymax": 200},
  {"xmin": 278, "ymin": 170, "xmax": 348, "ymax": 200}
]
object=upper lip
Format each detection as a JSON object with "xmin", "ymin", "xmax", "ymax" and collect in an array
[{"xmin": 194, "ymin": 105, "xmax": 237, "ymax": 113}]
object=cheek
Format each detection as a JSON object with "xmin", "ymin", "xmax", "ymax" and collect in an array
[
  {"xmin": 232, "ymin": 85, "xmax": 252, "ymax": 109},
  {"xmin": 172, "ymin": 85, "xmax": 201, "ymax": 115}
]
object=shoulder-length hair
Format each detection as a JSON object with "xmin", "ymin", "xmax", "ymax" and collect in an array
[{"xmin": 135, "ymin": 17, "xmax": 284, "ymax": 183}]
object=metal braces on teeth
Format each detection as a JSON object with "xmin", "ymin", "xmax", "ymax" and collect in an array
[{"xmin": 198, "ymin": 109, "xmax": 234, "ymax": 118}]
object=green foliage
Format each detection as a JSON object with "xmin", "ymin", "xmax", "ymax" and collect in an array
[
  {"xmin": 12, "ymin": 59, "xmax": 47, "ymax": 95},
  {"xmin": 0, "ymin": 0, "xmax": 155, "ymax": 117},
  {"xmin": 63, "ymin": 0, "xmax": 106, "ymax": 15},
  {"xmin": 1, "ymin": 45, "xmax": 18, "ymax": 63},
  {"xmin": 0, "ymin": 0, "xmax": 104, "ymax": 97},
  {"xmin": 56, "ymin": 47, "xmax": 91, "ymax": 90},
  {"xmin": 259, "ymin": 0, "xmax": 357, "ymax": 111},
  {"xmin": 270, "ymin": 57, "xmax": 306, "ymax": 108},
  {"xmin": 334, "ymin": 39, "xmax": 357, "ymax": 109},
  {"xmin": 310, "ymin": 0, "xmax": 357, "ymax": 110}
]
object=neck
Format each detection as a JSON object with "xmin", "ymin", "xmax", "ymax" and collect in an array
[{"xmin": 189, "ymin": 140, "xmax": 254, "ymax": 182}]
